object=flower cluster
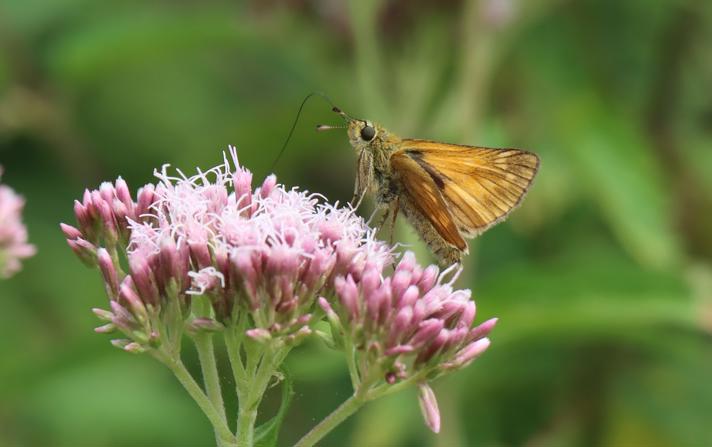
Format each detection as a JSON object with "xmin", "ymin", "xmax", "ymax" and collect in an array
[
  {"xmin": 320, "ymin": 252, "xmax": 496, "ymax": 432},
  {"xmin": 0, "ymin": 167, "xmax": 35, "ymax": 278},
  {"xmin": 62, "ymin": 148, "xmax": 392, "ymax": 350},
  {"xmin": 61, "ymin": 147, "xmax": 497, "ymax": 437}
]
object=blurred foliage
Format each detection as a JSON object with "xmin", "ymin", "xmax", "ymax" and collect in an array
[{"xmin": 1, "ymin": 0, "xmax": 711, "ymax": 446}]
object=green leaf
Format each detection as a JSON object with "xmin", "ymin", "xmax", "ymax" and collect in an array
[{"xmin": 254, "ymin": 367, "xmax": 294, "ymax": 447}]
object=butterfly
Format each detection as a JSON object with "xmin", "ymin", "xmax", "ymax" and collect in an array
[{"xmin": 318, "ymin": 107, "xmax": 540, "ymax": 266}]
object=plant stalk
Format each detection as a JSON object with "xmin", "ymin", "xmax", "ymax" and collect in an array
[
  {"xmin": 159, "ymin": 353, "xmax": 236, "ymax": 447},
  {"xmin": 194, "ymin": 332, "xmax": 228, "ymax": 438},
  {"xmin": 293, "ymin": 394, "xmax": 365, "ymax": 447}
]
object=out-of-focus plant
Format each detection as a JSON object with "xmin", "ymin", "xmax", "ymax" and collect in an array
[
  {"xmin": 60, "ymin": 148, "xmax": 496, "ymax": 447},
  {"xmin": 0, "ymin": 166, "xmax": 35, "ymax": 278}
]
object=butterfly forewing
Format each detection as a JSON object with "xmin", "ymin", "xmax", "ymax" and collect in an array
[
  {"xmin": 395, "ymin": 140, "xmax": 540, "ymax": 237},
  {"xmin": 389, "ymin": 152, "xmax": 467, "ymax": 250}
]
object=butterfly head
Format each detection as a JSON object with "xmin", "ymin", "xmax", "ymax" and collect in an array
[{"xmin": 317, "ymin": 106, "xmax": 386, "ymax": 153}]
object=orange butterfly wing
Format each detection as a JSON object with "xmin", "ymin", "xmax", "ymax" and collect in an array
[
  {"xmin": 389, "ymin": 151, "xmax": 467, "ymax": 250},
  {"xmin": 393, "ymin": 139, "xmax": 540, "ymax": 238}
]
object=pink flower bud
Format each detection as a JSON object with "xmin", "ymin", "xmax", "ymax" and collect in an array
[
  {"xmin": 110, "ymin": 338, "xmax": 131, "ymax": 350},
  {"xmin": 259, "ymin": 174, "xmax": 277, "ymax": 199},
  {"xmin": 94, "ymin": 323, "xmax": 116, "ymax": 333},
  {"xmin": 246, "ymin": 328, "xmax": 272, "ymax": 343},
  {"xmin": 390, "ymin": 305, "xmax": 414, "ymax": 344},
  {"xmin": 135, "ymin": 184, "xmax": 156, "ymax": 218},
  {"xmin": 67, "ymin": 238, "xmax": 97, "ymax": 266},
  {"xmin": 447, "ymin": 337, "xmax": 491, "ymax": 369},
  {"xmin": 189, "ymin": 239, "xmax": 212, "ymax": 269},
  {"xmin": 92, "ymin": 307, "xmax": 114, "ymax": 321},
  {"xmin": 97, "ymin": 248, "xmax": 119, "ymax": 297},
  {"xmin": 418, "ymin": 265, "xmax": 439, "ymax": 291},
  {"xmin": 158, "ymin": 234, "xmax": 179, "ymax": 285},
  {"xmin": 99, "ymin": 182, "xmax": 115, "ymax": 203},
  {"xmin": 82, "ymin": 189, "xmax": 93, "ymax": 208},
  {"xmin": 416, "ymin": 329, "xmax": 450, "ymax": 365},
  {"xmin": 466, "ymin": 317, "xmax": 498, "ymax": 343},
  {"xmin": 457, "ymin": 301, "xmax": 477, "ymax": 328},
  {"xmin": 73, "ymin": 200, "xmax": 93, "ymax": 237},
  {"xmin": 335, "ymin": 275, "xmax": 359, "ymax": 320},
  {"xmin": 123, "ymin": 342, "xmax": 146, "ymax": 354},
  {"xmin": 128, "ymin": 256, "xmax": 159, "ymax": 305},
  {"xmin": 115, "ymin": 177, "xmax": 133, "ymax": 208},
  {"xmin": 109, "ymin": 300, "xmax": 135, "ymax": 331},
  {"xmin": 418, "ymin": 384, "xmax": 441, "ymax": 433},
  {"xmin": 410, "ymin": 319, "xmax": 444, "ymax": 349},
  {"xmin": 119, "ymin": 278, "xmax": 149, "ymax": 324},
  {"xmin": 233, "ymin": 167, "xmax": 253, "ymax": 210},
  {"xmin": 400, "ymin": 285, "xmax": 420, "ymax": 308},
  {"xmin": 60, "ymin": 223, "xmax": 82, "ymax": 240},
  {"xmin": 396, "ymin": 251, "xmax": 417, "ymax": 273},
  {"xmin": 391, "ymin": 270, "xmax": 412, "ymax": 306}
]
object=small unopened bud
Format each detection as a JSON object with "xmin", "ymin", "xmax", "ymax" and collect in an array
[
  {"xmin": 447, "ymin": 337, "xmax": 491, "ymax": 369},
  {"xmin": 67, "ymin": 238, "xmax": 97, "ymax": 267},
  {"xmin": 114, "ymin": 177, "xmax": 133, "ymax": 210},
  {"xmin": 60, "ymin": 223, "xmax": 82, "ymax": 240},
  {"xmin": 418, "ymin": 383, "xmax": 441, "ymax": 433},
  {"xmin": 286, "ymin": 326, "xmax": 312, "ymax": 346},
  {"xmin": 187, "ymin": 317, "xmax": 224, "ymax": 334},
  {"xmin": 246, "ymin": 328, "xmax": 272, "ymax": 343},
  {"xmin": 94, "ymin": 323, "xmax": 116, "ymax": 333},
  {"xmin": 110, "ymin": 338, "xmax": 132, "ymax": 350},
  {"xmin": 259, "ymin": 174, "xmax": 277, "ymax": 199},
  {"xmin": 123, "ymin": 342, "xmax": 146, "ymax": 354},
  {"xmin": 135, "ymin": 184, "xmax": 156, "ymax": 219},
  {"xmin": 92, "ymin": 307, "xmax": 114, "ymax": 322},
  {"xmin": 97, "ymin": 248, "xmax": 120, "ymax": 297}
]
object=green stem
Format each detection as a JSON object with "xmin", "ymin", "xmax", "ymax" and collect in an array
[
  {"xmin": 157, "ymin": 352, "xmax": 236, "ymax": 447},
  {"xmin": 293, "ymin": 394, "xmax": 366, "ymax": 447},
  {"xmin": 344, "ymin": 340, "xmax": 360, "ymax": 389},
  {"xmin": 235, "ymin": 344, "xmax": 289, "ymax": 447},
  {"xmin": 236, "ymin": 404, "xmax": 258, "ymax": 447},
  {"xmin": 194, "ymin": 333, "xmax": 228, "ymax": 431},
  {"xmin": 225, "ymin": 326, "xmax": 248, "ymax": 394}
]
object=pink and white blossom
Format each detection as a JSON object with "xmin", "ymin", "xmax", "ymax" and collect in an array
[{"xmin": 0, "ymin": 167, "xmax": 35, "ymax": 278}]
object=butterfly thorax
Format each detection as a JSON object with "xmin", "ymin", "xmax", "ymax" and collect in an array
[{"xmin": 347, "ymin": 120, "xmax": 402, "ymax": 199}]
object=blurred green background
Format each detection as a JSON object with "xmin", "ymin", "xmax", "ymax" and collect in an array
[{"xmin": 1, "ymin": 0, "xmax": 712, "ymax": 446}]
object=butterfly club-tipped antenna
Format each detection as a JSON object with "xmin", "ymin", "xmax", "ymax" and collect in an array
[
  {"xmin": 316, "ymin": 106, "xmax": 355, "ymax": 132},
  {"xmin": 271, "ymin": 91, "xmax": 343, "ymax": 171}
]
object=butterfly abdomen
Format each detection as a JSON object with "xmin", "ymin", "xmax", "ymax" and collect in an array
[{"xmin": 398, "ymin": 195, "xmax": 465, "ymax": 267}]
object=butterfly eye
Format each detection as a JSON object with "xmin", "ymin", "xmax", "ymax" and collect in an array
[{"xmin": 360, "ymin": 125, "xmax": 376, "ymax": 142}]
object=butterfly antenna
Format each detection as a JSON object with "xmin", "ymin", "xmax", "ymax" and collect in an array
[{"xmin": 270, "ymin": 91, "xmax": 340, "ymax": 172}]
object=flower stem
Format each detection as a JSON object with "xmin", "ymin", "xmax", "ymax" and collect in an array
[
  {"xmin": 235, "ymin": 343, "xmax": 288, "ymax": 447},
  {"xmin": 293, "ymin": 394, "xmax": 365, "ymax": 447},
  {"xmin": 236, "ymin": 405, "xmax": 258, "ymax": 447},
  {"xmin": 158, "ymin": 352, "xmax": 236, "ymax": 447},
  {"xmin": 194, "ymin": 333, "xmax": 228, "ymax": 434}
]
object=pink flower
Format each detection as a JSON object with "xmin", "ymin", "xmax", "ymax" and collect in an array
[
  {"xmin": 326, "ymin": 251, "xmax": 497, "ymax": 432},
  {"xmin": 0, "ymin": 167, "xmax": 36, "ymax": 278},
  {"xmin": 62, "ymin": 147, "xmax": 392, "ymax": 346}
]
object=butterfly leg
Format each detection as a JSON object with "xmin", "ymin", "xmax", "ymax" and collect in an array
[
  {"xmin": 387, "ymin": 198, "xmax": 399, "ymax": 246},
  {"xmin": 350, "ymin": 187, "xmax": 368, "ymax": 210}
]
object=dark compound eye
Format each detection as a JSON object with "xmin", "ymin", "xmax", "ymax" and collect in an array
[{"xmin": 360, "ymin": 125, "xmax": 376, "ymax": 141}]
